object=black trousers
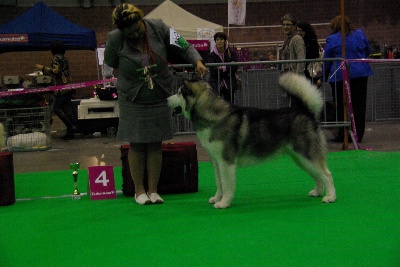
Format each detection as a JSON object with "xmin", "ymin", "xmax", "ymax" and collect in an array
[
  {"xmin": 53, "ymin": 90, "xmax": 76, "ymax": 132},
  {"xmin": 220, "ymin": 87, "xmax": 235, "ymax": 103},
  {"xmin": 330, "ymin": 76, "xmax": 368, "ymax": 142}
]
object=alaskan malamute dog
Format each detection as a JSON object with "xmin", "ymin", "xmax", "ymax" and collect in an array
[{"xmin": 167, "ymin": 73, "xmax": 336, "ymax": 209}]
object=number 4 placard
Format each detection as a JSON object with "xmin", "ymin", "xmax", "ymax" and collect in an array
[{"xmin": 88, "ymin": 166, "xmax": 116, "ymax": 200}]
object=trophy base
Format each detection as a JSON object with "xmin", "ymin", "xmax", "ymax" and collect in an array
[{"xmin": 72, "ymin": 193, "xmax": 81, "ymax": 200}]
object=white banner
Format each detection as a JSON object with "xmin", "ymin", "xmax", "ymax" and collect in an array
[
  {"xmin": 228, "ymin": 0, "xmax": 246, "ymax": 25},
  {"xmin": 169, "ymin": 28, "xmax": 189, "ymax": 48},
  {"xmin": 197, "ymin": 28, "xmax": 216, "ymax": 40}
]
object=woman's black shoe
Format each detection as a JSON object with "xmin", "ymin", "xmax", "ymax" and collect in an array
[{"xmin": 61, "ymin": 132, "xmax": 74, "ymax": 140}]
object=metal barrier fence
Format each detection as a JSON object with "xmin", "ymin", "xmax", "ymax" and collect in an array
[
  {"xmin": 0, "ymin": 105, "xmax": 52, "ymax": 151},
  {"xmin": 369, "ymin": 63, "xmax": 400, "ymax": 121},
  {"xmin": 234, "ymin": 60, "xmax": 347, "ymax": 130},
  {"xmin": 170, "ymin": 60, "xmax": 400, "ymax": 140},
  {"xmin": 170, "ymin": 59, "xmax": 345, "ymax": 135}
]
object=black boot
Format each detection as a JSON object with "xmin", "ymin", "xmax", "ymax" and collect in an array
[
  {"xmin": 62, "ymin": 131, "xmax": 75, "ymax": 140},
  {"xmin": 56, "ymin": 111, "xmax": 77, "ymax": 140}
]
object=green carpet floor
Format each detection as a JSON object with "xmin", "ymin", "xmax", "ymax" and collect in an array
[{"xmin": 1, "ymin": 151, "xmax": 399, "ymax": 267}]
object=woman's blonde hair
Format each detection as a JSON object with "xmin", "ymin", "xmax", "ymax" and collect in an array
[
  {"xmin": 112, "ymin": 3, "xmax": 144, "ymax": 30},
  {"xmin": 330, "ymin": 15, "xmax": 353, "ymax": 35}
]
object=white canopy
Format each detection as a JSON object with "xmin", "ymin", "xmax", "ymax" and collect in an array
[{"xmin": 145, "ymin": 0, "xmax": 224, "ymax": 40}]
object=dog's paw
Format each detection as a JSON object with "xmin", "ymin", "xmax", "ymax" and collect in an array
[
  {"xmin": 214, "ymin": 201, "xmax": 230, "ymax": 209},
  {"xmin": 322, "ymin": 195, "xmax": 336, "ymax": 203},
  {"xmin": 308, "ymin": 189, "xmax": 323, "ymax": 197},
  {"xmin": 209, "ymin": 196, "xmax": 222, "ymax": 204}
]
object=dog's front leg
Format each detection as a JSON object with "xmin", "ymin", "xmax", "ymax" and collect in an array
[
  {"xmin": 213, "ymin": 161, "xmax": 236, "ymax": 209},
  {"xmin": 209, "ymin": 158, "xmax": 223, "ymax": 204}
]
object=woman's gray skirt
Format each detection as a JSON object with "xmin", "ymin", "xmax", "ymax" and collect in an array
[{"xmin": 117, "ymin": 98, "xmax": 174, "ymax": 143}]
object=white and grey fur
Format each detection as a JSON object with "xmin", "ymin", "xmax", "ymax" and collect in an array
[{"xmin": 167, "ymin": 72, "xmax": 336, "ymax": 209}]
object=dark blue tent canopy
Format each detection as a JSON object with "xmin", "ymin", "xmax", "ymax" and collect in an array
[{"xmin": 0, "ymin": 2, "xmax": 97, "ymax": 53}]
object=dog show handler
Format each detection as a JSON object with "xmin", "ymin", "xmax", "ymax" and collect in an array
[{"xmin": 104, "ymin": 3, "xmax": 207, "ymax": 205}]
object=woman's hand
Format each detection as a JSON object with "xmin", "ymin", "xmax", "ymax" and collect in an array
[
  {"xmin": 35, "ymin": 64, "xmax": 43, "ymax": 71},
  {"xmin": 195, "ymin": 60, "xmax": 208, "ymax": 78}
]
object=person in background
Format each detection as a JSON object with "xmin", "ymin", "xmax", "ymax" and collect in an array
[
  {"xmin": 267, "ymin": 51, "xmax": 277, "ymax": 68},
  {"xmin": 297, "ymin": 21, "xmax": 321, "ymax": 84},
  {"xmin": 322, "ymin": 15, "xmax": 373, "ymax": 143},
  {"xmin": 35, "ymin": 40, "xmax": 77, "ymax": 140},
  {"xmin": 208, "ymin": 32, "xmax": 239, "ymax": 102},
  {"xmin": 104, "ymin": 4, "xmax": 207, "ymax": 205},
  {"xmin": 279, "ymin": 14, "xmax": 305, "ymax": 75}
]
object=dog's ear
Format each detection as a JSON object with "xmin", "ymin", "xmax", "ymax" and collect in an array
[
  {"xmin": 181, "ymin": 80, "xmax": 193, "ymax": 97},
  {"xmin": 190, "ymin": 73, "xmax": 204, "ymax": 82}
]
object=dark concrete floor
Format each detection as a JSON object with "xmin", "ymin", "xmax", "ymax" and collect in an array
[{"xmin": 10, "ymin": 116, "xmax": 400, "ymax": 173}]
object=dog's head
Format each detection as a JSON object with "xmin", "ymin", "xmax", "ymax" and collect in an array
[{"xmin": 167, "ymin": 79, "xmax": 211, "ymax": 120}]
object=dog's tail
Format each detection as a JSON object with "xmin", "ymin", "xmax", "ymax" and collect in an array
[{"xmin": 278, "ymin": 72, "xmax": 323, "ymax": 118}]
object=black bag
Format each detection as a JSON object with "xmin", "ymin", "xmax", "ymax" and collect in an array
[
  {"xmin": 235, "ymin": 74, "xmax": 242, "ymax": 91},
  {"xmin": 120, "ymin": 142, "xmax": 198, "ymax": 196},
  {"xmin": 307, "ymin": 44, "xmax": 324, "ymax": 79},
  {"xmin": 0, "ymin": 94, "xmax": 45, "ymax": 108},
  {"xmin": 95, "ymin": 86, "xmax": 118, "ymax": 101}
]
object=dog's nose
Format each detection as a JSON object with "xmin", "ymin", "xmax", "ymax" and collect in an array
[{"xmin": 172, "ymin": 107, "xmax": 182, "ymax": 116}]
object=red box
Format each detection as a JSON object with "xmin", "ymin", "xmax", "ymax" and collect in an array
[
  {"xmin": 0, "ymin": 152, "xmax": 15, "ymax": 206},
  {"xmin": 120, "ymin": 142, "xmax": 198, "ymax": 196}
]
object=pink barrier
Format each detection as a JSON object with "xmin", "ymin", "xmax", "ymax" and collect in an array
[
  {"xmin": 0, "ymin": 78, "xmax": 117, "ymax": 98},
  {"xmin": 340, "ymin": 59, "xmax": 374, "ymax": 150},
  {"xmin": 340, "ymin": 61, "xmax": 358, "ymax": 141},
  {"xmin": 347, "ymin": 58, "xmax": 400, "ymax": 64}
]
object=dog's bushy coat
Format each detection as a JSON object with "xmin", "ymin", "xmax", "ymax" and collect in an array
[{"xmin": 167, "ymin": 73, "xmax": 336, "ymax": 208}]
